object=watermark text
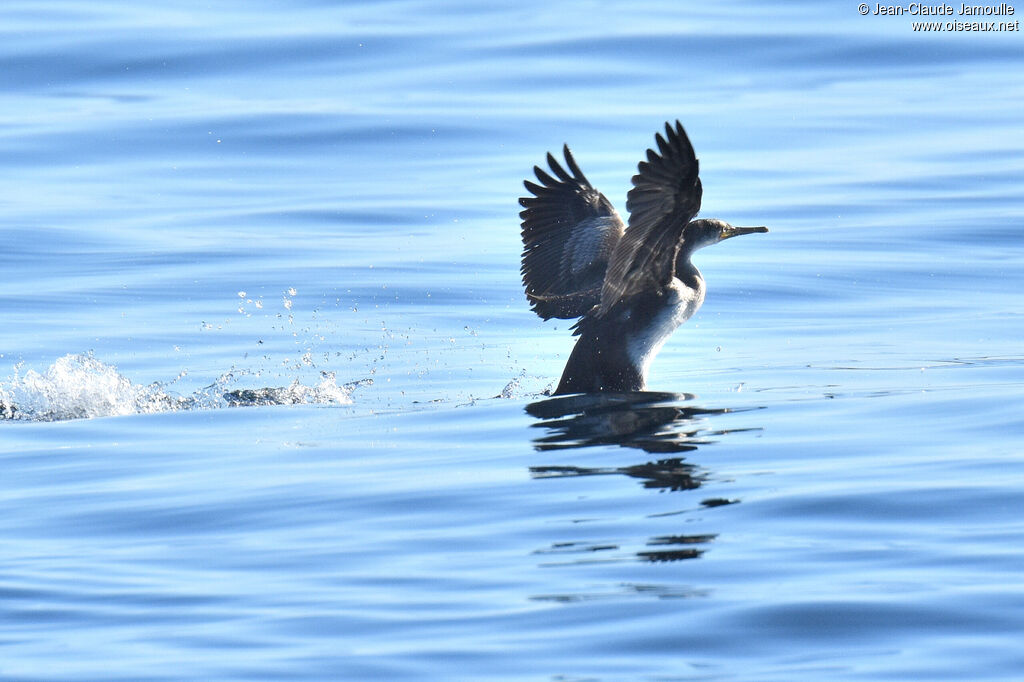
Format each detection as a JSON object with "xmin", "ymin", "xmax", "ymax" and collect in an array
[{"xmin": 857, "ymin": 2, "xmax": 1020, "ymax": 30}]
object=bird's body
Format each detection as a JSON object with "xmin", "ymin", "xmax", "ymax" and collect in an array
[{"xmin": 519, "ymin": 121, "xmax": 766, "ymax": 395}]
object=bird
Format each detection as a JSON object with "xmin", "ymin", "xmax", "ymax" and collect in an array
[{"xmin": 518, "ymin": 120, "xmax": 767, "ymax": 395}]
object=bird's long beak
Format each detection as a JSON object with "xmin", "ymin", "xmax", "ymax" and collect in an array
[{"xmin": 722, "ymin": 225, "xmax": 769, "ymax": 240}]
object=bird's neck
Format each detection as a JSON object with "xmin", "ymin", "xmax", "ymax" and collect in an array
[{"xmin": 674, "ymin": 256, "xmax": 703, "ymax": 291}]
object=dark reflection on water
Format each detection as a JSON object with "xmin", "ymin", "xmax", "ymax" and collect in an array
[
  {"xmin": 643, "ymin": 531, "xmax": 721, "ymax": 561},
  {"xmin": 530, "ymin": 582, "xmax": 712, "ymax": 603},
  {"xmin": 532, "ymin": 459, "xmax": 704, "ymax": 492},
  {"xmin": 526, "ymin": 392, "xmax": 760, "ymax": 565},
  {"xmin": 526, "ymin": 391, "xmax": 760, "ymax": 454}
]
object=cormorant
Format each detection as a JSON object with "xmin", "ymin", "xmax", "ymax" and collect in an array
[{"xmin": 519, "ymin": 121, "xmax": 767, "ymax": 394}]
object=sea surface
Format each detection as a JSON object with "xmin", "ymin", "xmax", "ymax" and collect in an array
[{"xmin": 2, "ymin": 1, "xmax": 1023, "ymax": 680}]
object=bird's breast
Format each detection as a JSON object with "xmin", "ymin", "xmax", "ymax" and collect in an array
[{"xmin": 625, "ymin": 276, "xmax": 705, "ymax": 376}]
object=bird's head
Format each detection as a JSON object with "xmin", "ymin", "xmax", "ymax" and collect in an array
[{"xmin": 683, "ymin": 218, "xmax": 768, "ymax": 253}]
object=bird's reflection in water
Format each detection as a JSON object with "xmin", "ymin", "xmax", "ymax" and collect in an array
[
  {"xmin": 527, "ymin": 391, "xmax": 714, "ymax": 454},
  {"xmin": 526, "ymin": 391, "xmax": 759, "ymax": 568}
]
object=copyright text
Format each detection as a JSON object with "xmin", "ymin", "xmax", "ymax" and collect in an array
[{"xmin": 857, "ymin": 2, "xmax": 1020, "ymax": 30}]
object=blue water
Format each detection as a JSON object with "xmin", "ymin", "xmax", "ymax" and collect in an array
[{"xmin": 2, "ymin": 1, "xmax": 1023, "ymax": 679}]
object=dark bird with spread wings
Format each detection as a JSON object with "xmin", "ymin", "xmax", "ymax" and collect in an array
[{"xmin": 519, "ymin": 121, "xmax": 767, "ymax": 395}]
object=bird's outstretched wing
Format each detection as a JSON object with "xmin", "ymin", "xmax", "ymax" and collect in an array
[
  {"xmin": 597, "ymin": 121, "xmax": 703, "ymax": 316},
  {"xmin": 519, "ymin": 145, "xmax": 625, "ymax": 320}
]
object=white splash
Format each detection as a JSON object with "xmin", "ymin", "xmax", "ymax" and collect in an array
[
  {"xmin": 0, "ymin": 354, "xmax": 184, "ymax": 422},
  {"xmin": 0, "ymin": 354, "xmax": 365, "ymax": 423}
]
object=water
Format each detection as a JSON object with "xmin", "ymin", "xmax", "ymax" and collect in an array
[{"xmin": 2, "ymin": 1, "xmax": 1023, "ymax": 679}]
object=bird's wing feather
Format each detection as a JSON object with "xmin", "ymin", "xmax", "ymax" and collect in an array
[
  {"xmin": 519, "ymin": 145, "xmax": 625, "ymax": 320},
  {"xmin": 597, "ymin": 121, "xmax": 703, "ymax": 317}
]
